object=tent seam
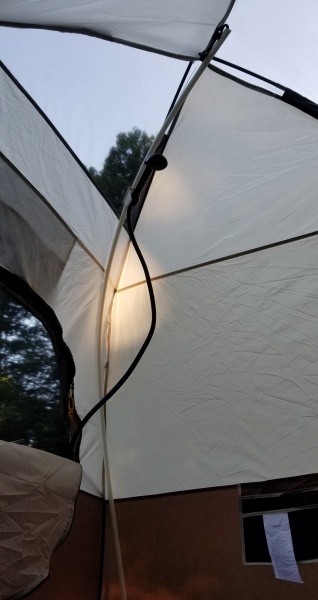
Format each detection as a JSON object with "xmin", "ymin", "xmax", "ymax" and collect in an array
[{"xmin": 116, "ymin": 228, "xmax": 318, "ymax": 292}]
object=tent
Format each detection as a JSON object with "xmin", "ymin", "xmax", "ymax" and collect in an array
[{"xmin": 1, "ymin": 0, "xmax": 318, "ymax": 597}]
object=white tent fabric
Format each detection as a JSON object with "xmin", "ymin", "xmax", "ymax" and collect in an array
[
  {"xmin": 119, "ymin": 69, "xmax": 318, "ymax": 287},
  {"xmin": 106, "ymin": 69, "xmax": 318, "ymax": 498},
  {"xmin": 2, "ymin": 67, "xmax": 117, "ymax": 268},
  {"xmin": 1, "ymin": 63, "xmax": 129, "ymax": 496},
  {"xmin": 109, "ymin": 236, "xmax": 318, "ymax": 497},
  {"xmin": 0, "ymin": 0, "xmax": 234, "ymax": 59}
]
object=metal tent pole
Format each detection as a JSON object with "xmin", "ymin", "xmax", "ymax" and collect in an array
[{"xmin": 96, "ymin": 25, "xmax": 231, "ymax": 600}]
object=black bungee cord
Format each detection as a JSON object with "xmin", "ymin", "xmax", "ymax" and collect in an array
[{"xmin": 70, "ymin": 161, "xmax": 165, "ymax": 455}]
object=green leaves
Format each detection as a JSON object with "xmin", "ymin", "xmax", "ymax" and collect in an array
[
  {"xmin": 91, "ymin": 127, "xmax": 154, "ymax": 214},
  {"xmin": 0, "ymin": 290, "xmax": 70, "ymax": 456}
]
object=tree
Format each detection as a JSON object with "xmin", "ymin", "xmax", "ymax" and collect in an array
[
  {"xmin": 0, "ymin": 290, "xmax": 70, "ymax": 457},
  {"xmin": 90, "ymin": 127, "xmax": 154, "ymax": 213}
]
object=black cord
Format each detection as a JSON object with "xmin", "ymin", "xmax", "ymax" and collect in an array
[
  {"xmin": 70, "ymin": 201, "xmax": 157, "ymax": 452},
  {"xmin": 165, "ymin": 60, "xmax": 194, "ymax": 120}
]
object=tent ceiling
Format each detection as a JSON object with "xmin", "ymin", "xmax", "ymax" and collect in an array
[
  {"xmin": 107, "ymin": 68, "xmax": 318, "ymax": 498},
  {"xmin": 1, "ymin": 1, "xmax": 318, "ymax": 100},
  {"xmin": 0, "ymin": 0, "xmax": 234, "ymax": 59},
  {"xmin": 119, "ymin": 69, "xmax": 318, "ymax": 287}
]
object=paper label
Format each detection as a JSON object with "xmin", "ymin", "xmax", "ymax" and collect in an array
[{"xmin": 263, "ymin": 513, "xmax": 303, "ymax": 583}]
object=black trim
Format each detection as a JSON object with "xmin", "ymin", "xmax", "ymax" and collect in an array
[
  {"xmin": 0, "ymin": 60, "xmax": 119, "ymax": 217},
  {"xmin": 208, "ymin": 64, "xmax": 281, "ymax": 100},
  {"xmin": 0, "ymin": 2, "xmax": 238, "ymax": 62},
  {"xmin": 282, "ymin": 88, "xmax": 318, "ymax": 121},
  {"xmin": 165, "ymin": 61, "xmax": 196, "ymax": 140},
  {"xmin": 165, "ymin": 61, "xmax": 194, "ymax": 120},
  {"xmin": 212, "ymin": 57, "xmax": 286, "ymax": 91},
  {"xmin": 0, "ymin": 22, "xmax": 200, "ymax": 61},
  {"xmin": 0, "ymin": 267, "xmax": 79, "ymax": 457},
  {"xmin": 210, "ymin": 61, "xmax": 318, "ymax": 122}
]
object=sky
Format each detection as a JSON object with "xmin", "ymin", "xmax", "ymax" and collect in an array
[
  {"xmin": 1, "ymin": 0, "xmax": 318, "ymax": 171},
  {"xmin": 0, "ymin": 27, "xmax": 187, "ymax": 171},
  {"xmin": 220, "ymin": 0, "xmax": 318, "ymax": 102}
]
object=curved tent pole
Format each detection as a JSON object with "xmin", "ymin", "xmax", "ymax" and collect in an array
[
  {"xmin": 96, "ymin": 23, "xmax": 231, "ymax": 406},
  {"xmin": 93, "ymin": 22, "xmax": 231, "ymax": 428},
  {"xmin": 76, "ymin": 24, "xmax": 231, "ymax": 600}
]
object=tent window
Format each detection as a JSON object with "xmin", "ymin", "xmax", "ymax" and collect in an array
[
  {"xmin": 0, "ymin": 288, "xmax": 72, "ymax": 457},
  {"xmin": 240, "ymin": 475, "xmax": 318, "ymax": 564}
]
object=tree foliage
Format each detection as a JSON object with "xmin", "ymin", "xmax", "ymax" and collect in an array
[
  {"xmin": 90, "ymin": 127, "xmax": 154, "ymax": 213},
  {"xmin": 0, "ymin": 290, "xmax": 69, "ymax": 456}
]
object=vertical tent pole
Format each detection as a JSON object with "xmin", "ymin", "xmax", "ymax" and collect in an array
[{"xmin": 96, "ymin": 24, "xmax": 231, "ymax": 600}]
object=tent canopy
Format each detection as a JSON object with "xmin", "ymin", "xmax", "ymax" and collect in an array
[
  {"xmin": 1, "ymin": 0, "xmax": 318, "ymax": 501},
  {"xmin": 0, "ymin": 0, "xmax": 234, "ymax": 58}
]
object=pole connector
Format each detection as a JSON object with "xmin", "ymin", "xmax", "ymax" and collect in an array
[{"xmin": 199, "ymin": 24, "xmax": 229, "ymax": 61}]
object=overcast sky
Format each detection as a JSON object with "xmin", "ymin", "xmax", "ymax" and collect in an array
[
  {"xmin": 1, "ymin": 1, "xmax": 317, "ymax": 170},
  {"xmin": 0, "ymin": 27, "xmax": 187, "ymax": 171}
]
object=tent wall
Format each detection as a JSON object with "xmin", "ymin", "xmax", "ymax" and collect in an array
[
  {"xmin": 105, "ymin": 69, "xmax": 318, "ymax": 498},
  {"xmin": 119, "ymin": 69, "xmax": 318, "ymax": 288},
  {"xmin": 1, "ymin": 63, "xmax": 117, "ymax": 269},
  {"xmin": 102, "ymin": 487, "xmax": 318, "ymax": 599},
  {"xmin": 108, "ymin": 237, "xmax": 318, "ymax": 497},
  {"xmin": 0, "ymin": 61, "xmax": 130, "ymax": 497},
  {"xmin": 0, "ymin": 1, "xmax": 234, "ymax": 59}
]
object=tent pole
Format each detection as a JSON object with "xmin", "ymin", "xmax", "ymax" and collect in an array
[
  {"xmin": 99, "ymin": 407, "xmax": 127, "ymax": 600},
  {"xmin": 128, "ymin": 25, "xmax": 231, "ymax": 197},
  {"xmin": 95, "ymin": 25, "xmax": 230, "ymax": 600},
  {"xmin": 97, "ymin": 24, "xmax": 231, "ymax": 382}
]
